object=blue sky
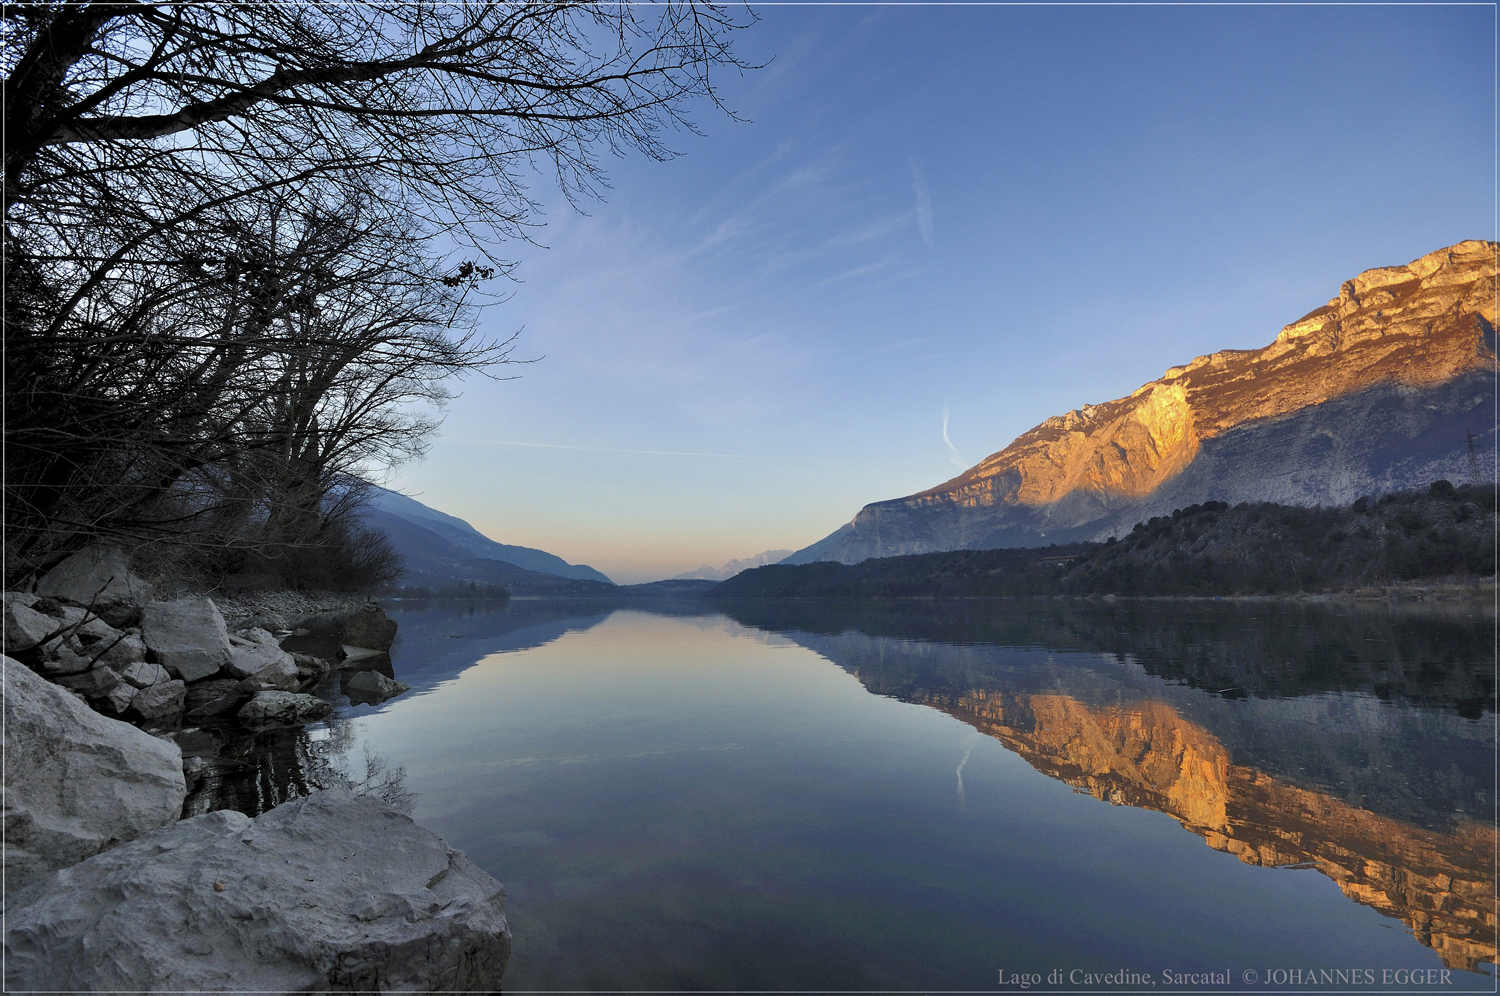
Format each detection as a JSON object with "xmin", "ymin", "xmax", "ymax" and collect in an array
[{"xmin": 387, "ymin": 4, "xmax": 1496, "ymax": 584}]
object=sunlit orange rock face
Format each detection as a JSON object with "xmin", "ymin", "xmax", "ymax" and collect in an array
[
  {"xmin": 794, "ymin": 240, "xmax": 1497, "ymax": 563},
  {"xmin": 916, "ymin": 688, "xmax": 1498, "ymax": 973}
]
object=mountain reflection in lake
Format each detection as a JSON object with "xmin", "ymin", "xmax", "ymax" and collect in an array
[{"xmin": 197, "ymin": 598, "xmax": 1497, "ymax": 989}]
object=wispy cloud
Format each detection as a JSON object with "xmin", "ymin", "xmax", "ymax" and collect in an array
[
  {"xmin": 942, "ymin": 407, "xmax": 969, "ymax": 470},
  {"xmin": 823, "ymin": 212, "xmax": 911, "ymax": 248},
  {"xmin": 910, "ymin": 160, "xmax": 934, "ymax": 246},
  {"xmin": 815, "ymin": 254, "xmax": 898, "ymax": 287},
  {"xmin": 695, "ymin": 215, "xmax": 753, "ymax": 253},
  {"xmin": 457, "ymin": 438, "xmax": 853, "ymax": 463}
]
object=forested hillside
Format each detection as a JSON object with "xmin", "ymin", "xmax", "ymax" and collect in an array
[{"xmin": 710, "ymin": 482, "xmax": 1496, "ymax": 599}]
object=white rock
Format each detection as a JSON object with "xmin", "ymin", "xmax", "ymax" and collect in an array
[
  {"xmin": 1, "ymin": 658, "xmax": 185, "ymax": 899},
  {"xmin": 117, "ymin": 659, "xmax": 170, "ymax": 689},
  {"xmin": 3, "ymin": 600, "xmax": 54, "ymax": 653},
  {"xmin": 141, "ymin": 598, "xmax": 230, "ymax": 683},
  {"xmin": 236, "ymin": 690, "xmax": 332, "ymax": 728},
  {"xmin": 130, "ymin": 680, "xmax": 186, "ymax": 722},
  {"xmin": 225, "ymin": 626, "xmax": 296, "ymax": 680},
  {"xmin": 34, "ymin": 546, "xmax": 153, "ymax": 627},
  {"xmin": 4, "ymin": 788, "xmax": 511, "ymax": 992}
]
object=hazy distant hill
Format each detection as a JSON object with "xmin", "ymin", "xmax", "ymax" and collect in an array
[
  {"xmin": 788, "ymin": 241, "xmax": 1497, "ymax": 565},
  {"xmin": 366, "ymin": 488, "xmax": 613, "ymax": 583},
  {"xmin": 674, "ymin": 549, "xmax": 794, "ymax": 581},
  {"xmin": 359, "ymin": 488, "xmax": 615, "ymax": 593}
]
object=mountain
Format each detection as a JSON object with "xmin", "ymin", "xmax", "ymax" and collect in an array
[
  {"xmin": 673, "ymin": 549, "xmax": 794, "ymax": 581},
  {"xmin": 365, "ymin": 488, "xmax": 613, "ymax": 584},
  {"xmin": 786, "ymin": 240, "xmax": 1497, "ymax": 565},
  {"xmin": 360, "ymin": 508, "xmax": 614, "ymax": 596}
]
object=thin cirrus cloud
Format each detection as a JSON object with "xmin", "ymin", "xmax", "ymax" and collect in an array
[
  {"xmin": 457, "ymin": 438, "xmax": 856, "ymax": 464},
  {"xmin": 910, "ymin": 160, "xmax": 935, "ymax": 246},
  {"xmin": 814, "ymin": 254, "xmax": 899, "ymax": 288}
]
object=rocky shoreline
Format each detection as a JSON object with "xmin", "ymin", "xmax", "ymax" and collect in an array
[{"xmin": 3, "ymin": 546, "xmax": 510, "ymax": 991}]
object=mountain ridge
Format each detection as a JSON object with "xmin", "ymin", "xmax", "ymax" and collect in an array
[
  {"xmin": 364, "ymin": 487, "xmax": 614, "ymax": 584},
  {"xmin": 787, "ymin": 240, "xmax": 1497, "ymax": 565}
]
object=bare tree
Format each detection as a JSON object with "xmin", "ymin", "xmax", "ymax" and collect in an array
[
  {"xmin": 8, "ymin": 191, "xmax": 510, "ymax": 577},
  {"xmin": 3, "ymin": 2, "xmax": 755, "ymax": 583}
]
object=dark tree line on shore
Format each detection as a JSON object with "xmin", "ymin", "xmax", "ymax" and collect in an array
[
  {"xmin": 708, "ymin": 482, "xmax": 1498, "ymax": 599},
  {"xmin": 4, "ymin": 2, "xmax": 753, "ymax": 590}
]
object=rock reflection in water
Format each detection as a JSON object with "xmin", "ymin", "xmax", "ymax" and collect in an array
[
  {"xmin": 722, "ymin": 600, "xmax": 1496, "ymax": 974},
  {"xmin": 180, "ymin": 672, "xmax": 413, "ymax": 820},
  {"xmin": 926, "ymin": 688, "xmax": 1495, "ymax": 972}
]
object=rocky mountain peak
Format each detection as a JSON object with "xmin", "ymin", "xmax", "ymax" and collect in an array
[{"xmin": 787, "ymin": 240, "xmax": 1497, "ymax": 565}]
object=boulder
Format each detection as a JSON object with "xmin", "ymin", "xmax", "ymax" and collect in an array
[
  {"xmin": 237, "ymin": 690, "xmax": 332, "ymax": 729},
  {"xmin": 292, "ymin": 652, "xmax": 333, "ymax": 684},
  {"xmin": 3, "ymin": 599, "xmax": 55, "ymax": 653},
  {"xmin": 225, "ymin": 627, "xmax": 296, "ymax": 680},
  {"xmin": 341, "ymin": 606, "xmax": 398, "ymax": 652},
  {"xmin": 55, "ymin": 664, "xmax": 122, "ymax": 699},
  {"xmin": 235, "ymin": 653, "xmax": 299, "ymax": 693},
  {"xmin": 130, "ymin": 680, "xmax": 186, "ymax": 722},
  {"xmin": 141, "ymin": 598, "xmax": 231, "ymax": 683},
  {"xmin": 92, "ymin": 630, "xmax": 147, "ymax": 669},
  {"xmin": 33, "ymin": 546, "xmax": 153, "ymax": 627},
  {"xmin": 289, "ymin": 606, "xmax": 397, "ymax": 651},
  {"xmin": 101, "ymin": 682, "xmax": 137, "ymax": 715},
  {"xmin": 4, "ymin": 787, "xmax": 511, "ymax": 992},
  {"xmin": 346, "ymin": 669, "xmax": 410, "ymax": 705},
  {"xmin": 50, "ymin": 604, "xmax": 121, "ymax": 645},
  {"xmin": 117, "ymin": 659, "xmax": 171, "ymax": 689},
  {"xmin": 1, "ymin": 658, "xmax": 185, "ymax": 898}
]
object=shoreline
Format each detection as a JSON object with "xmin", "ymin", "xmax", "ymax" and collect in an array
[
  {"xmin": 4, "ymin": 564, "xmax": 511, "ymax": 991},
  {"xmin": 696, "ymin": 582, "xmax": 1498, "ymax": 606}
]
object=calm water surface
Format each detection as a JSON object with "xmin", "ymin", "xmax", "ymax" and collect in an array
[{"xmin": 197, "ymin": 598, "xmax": 1497, "ymax": 991}]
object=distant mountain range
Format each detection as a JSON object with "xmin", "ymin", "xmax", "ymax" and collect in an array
[
  {"xmin": 787, "ymin": 240, "xmax": 1498, "ymax": 565},
  {"xmin": 673, "ymin": 550, "xmax": 794, "ymax": 582},
  {"xmin": 359, "ymin": 488, "xmax": 615, "ymax": 594}
]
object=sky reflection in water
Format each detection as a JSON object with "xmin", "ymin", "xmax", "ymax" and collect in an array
[{"xmin": 336, "ymin": 599, "xmax": 1495, "ymax": 990}]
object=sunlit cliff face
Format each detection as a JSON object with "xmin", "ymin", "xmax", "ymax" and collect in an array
[
  {"xmin": 926, "ymin": 239, "xmax": 1498, "ymax": 513},
  {"xmin": 803, "ymin": 240, "xmax": 1497, "ymax": 562},
  {"xmin": 911, "ymin": 687, "xmax": 1497, "ymax": 973}
]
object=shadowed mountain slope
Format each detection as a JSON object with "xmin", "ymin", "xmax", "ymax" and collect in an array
[
  {"xmin": 366, "ymin": 488, "xmax": 613, "ymax": 584},
  {"xmin": 362, "ymin": 508, "xmax": 616, "ymax": 595}
]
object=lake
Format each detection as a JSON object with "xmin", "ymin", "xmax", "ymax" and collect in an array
[{"xmin": 191, "ymin": 598, "xmax": 1496, "ymax": 991}]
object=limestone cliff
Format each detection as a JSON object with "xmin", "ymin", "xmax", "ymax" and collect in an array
[{"xmin": 789, "ymin": 241, "xmax": 1497, "ymax": 565}]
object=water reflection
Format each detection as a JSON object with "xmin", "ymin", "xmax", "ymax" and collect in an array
[
  {"xmin": 186, "ymin": 596, "xmax": 1495, "ymax": 980},
  {"xmin": 718, "ymin": 600, "xmax": 1496, "ymax": 973},
  {"xmin": 178, "ymin": 599, "xmax": 635, "ymax": 817}
]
